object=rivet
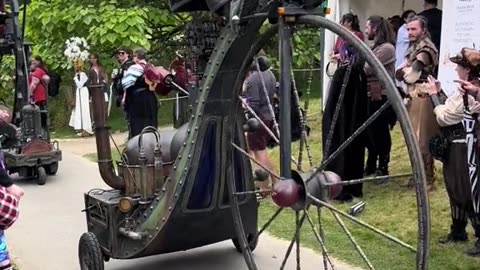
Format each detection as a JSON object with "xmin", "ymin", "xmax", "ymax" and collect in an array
[
  {"xmin": 183, "ymin": 142, "xmax": 186, "ymax": 146},
  {"xmin": 169, "ymin": 206, "xmax": 172, "ymax": 211},
  {"xmin": 188, "ymin": 154, "xmax": 191, "ymax": 159},
  {"xmin": 191, "ymin": 115, "xmax": 195, "ymax": 119},
  {"xmin": 162, "ymin": 217, "xmax": 166, "ymax": 222},
  {"xmin": 149, "ymin": 235, "xmax": 152, "ymax": 239},
  {"xmin": 175, "ymin": 193, "xmax": 178, "ymax": 198},
  {"xmin": 156, "ymin": 227, "xmax": 159, "ymax": 230},
  {"xmin": 150, "ymin": 206, "xmax": 153, "ymax": 210},
  {"xmin": 144, "ymin": 214, "xmax": 147, "ymax": 217},
  {"xmin": 198, "ymin": 113, "xmax": 202, "ymax": 117},
  {"xmin": 156, "ymin": 197, "xmax": 160, "ymax": 201},
  {"xmin": 162, "ymin": 187, "xmax": 166, "ymax": 192},
  {"xmin": 187, "ymin": 129, "xmax": 191, "ymax": 133},
  {"xmin": 185, "ymin": 168, "xmax": 188, "ymax": 171},
  {"xmin": 174, "ymin": 166, "xmax": 177, "ymax": 170},
  {"xmin": 209, "ymin": 61, "xmax": 212, "ymax": 64},
  {"xmin": 191, "ymin": 140, "xmax": 194, "ymax": 144},
  {"xmin": 179, "ymin": 181, "xmax": 183, "ymax": 185}
]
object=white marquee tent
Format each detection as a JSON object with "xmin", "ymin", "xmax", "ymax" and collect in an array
[{"xmin": 322, "ymin": 0, "xmax": 444, "ymax": 108}]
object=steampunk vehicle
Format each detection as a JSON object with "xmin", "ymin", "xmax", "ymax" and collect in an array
[
  {"xmin": 0, "ymin": 0, "xmax": 62, "ymax": 185},
  {"xmin": 79, "ymin": 0, "xmax": 430, "ymax": 269}
]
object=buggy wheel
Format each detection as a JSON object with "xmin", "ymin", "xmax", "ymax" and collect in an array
[
  {"xmin": 232, "ymin": 233, "xmax": 258, "ymax": 253},
  {"xmin": 79, "ymin": 232, "xmax": 104, "ymax": 270},
  {"xmin": 227, "ymin": 14, "xmax": 429, "ymax": 270},
  {"xmin": 45, "ymin": 162, "xmax": 58, "ymax": 175},
  {"xmin": 36, "ymin": 166, "xmax": 47, "ymax": 185}
]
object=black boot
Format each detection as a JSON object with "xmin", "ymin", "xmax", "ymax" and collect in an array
[
  {"xmin": 375, "ymin": 154, "xmax": 390, "ymax": 185},
  {"xmin": 365, "ymin": 151, "xmax": 377, "ymax": 176},
  {"xmin": 438, "ymin": 220, "xmax": 468, "ymax": 244},
  {"xmin": 465, "ymin": 238, "xmax": 480, "ymax": 257}
]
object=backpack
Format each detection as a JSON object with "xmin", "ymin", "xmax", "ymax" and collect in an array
[
  {"xmin": 47, "ymin": 72, "xmax": 61, "ymax": 97},
  {"xmin": 39, "ymin": 68, "xmax": 61, "ymax": 97}
]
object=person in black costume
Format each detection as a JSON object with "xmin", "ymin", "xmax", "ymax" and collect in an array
[
  {"xmin": 322, "ymin": 38, "xmax": 368, "ymax": 202},
  {"xmin": 121, "ymin": 49, "xmax": 158, "ymax": 138}
]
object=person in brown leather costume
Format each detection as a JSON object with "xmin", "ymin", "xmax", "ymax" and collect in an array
[{"xmin": 396, "ymin": 15, "xmax": 439, "ymax": 191}]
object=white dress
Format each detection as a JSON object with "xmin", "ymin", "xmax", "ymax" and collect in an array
[{"xmin": 69, "ymin": 72, "xmax": 93, "ymax": 134}]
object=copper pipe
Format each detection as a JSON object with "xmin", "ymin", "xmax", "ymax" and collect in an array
[{"xmin": 87, "ymin": 69, "xmax": 125, "ymax": 190}]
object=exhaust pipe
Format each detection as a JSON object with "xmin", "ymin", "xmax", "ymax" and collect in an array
[{"xmin": 87, "ymin": 69, "xmax": 125, "ymax": 190}]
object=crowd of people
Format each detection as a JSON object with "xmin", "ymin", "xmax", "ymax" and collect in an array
[
  {"xmin": 238, "ymin": 0, "xmax": 480, "ymax": 258},
  {"xmin": 322, "ymin": 0, "xmax": 480, "ymax": 257}
]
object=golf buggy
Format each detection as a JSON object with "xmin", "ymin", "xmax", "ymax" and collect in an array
[{"xmin": 0, "ymin": 0, "xmax": 61, "ymax": 185}]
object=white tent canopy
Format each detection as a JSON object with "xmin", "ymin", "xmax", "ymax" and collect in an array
[{"xmin": 322, "ymin": 0, "xmax": 444, "ymax": 108}]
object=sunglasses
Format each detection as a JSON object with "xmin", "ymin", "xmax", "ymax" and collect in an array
[{"xmin": 117, "ymin": 51, "xmax": 126, "ymax": 55}]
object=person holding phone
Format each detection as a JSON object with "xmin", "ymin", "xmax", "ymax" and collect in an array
[{"xmin": 425, "ymin": 48, "xmax": 480, "ymax": 256}]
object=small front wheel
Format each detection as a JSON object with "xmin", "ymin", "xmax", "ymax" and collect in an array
[
  {"xmin": 36, "ymin": 166, "xmax": 47, "ymax": 185},
  {"xmin": 232, "ymin": 233, "xmax": 258, "ymax": 253},
  {"xmin": 79, "ymin": 232, "xmax": 104, "ymax": 270},
  {"xmin": 45, "ymin": 162, "xmax": 58, "ymax": 175}
]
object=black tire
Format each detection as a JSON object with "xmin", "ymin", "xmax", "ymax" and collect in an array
[
  {"xmin": 232, "ymin": 233, "xmax": 258, "ymax": 253},
  {"xmin": 45, "ymin": 162, "xmax": 58, "ymax": 175},
  {"xmin": 36, "ymin": 166, "xmax": 47, "ymax": 185},
  {"xmin": 79, "ymin": 232, "xmax": 104, "ymax": 270}
]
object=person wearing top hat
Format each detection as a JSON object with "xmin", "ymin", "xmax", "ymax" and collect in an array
[{"xmin": 426, "ymin": 48, "xmax": 480, "ymax": 256}]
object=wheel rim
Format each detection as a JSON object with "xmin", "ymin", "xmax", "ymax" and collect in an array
[{"xmin": 228, "ymin": 15, "xmax": 429, "ymax": 270}]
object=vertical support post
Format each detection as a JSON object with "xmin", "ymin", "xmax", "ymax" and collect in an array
[
  {"xmin": 318, "ymin": 25, "xmax": 325, "ymax": 108},
  {"xmin": 279, "ymin": 16, "xmax": 292, "ymax": 178}
]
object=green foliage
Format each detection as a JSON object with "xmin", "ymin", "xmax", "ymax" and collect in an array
[{"xmin": 0, "ymin": 55, "xmax": 15, "ymax": 106}]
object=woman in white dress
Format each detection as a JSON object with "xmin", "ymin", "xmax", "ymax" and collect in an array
[{"xmin": 69, "ymin": 59, "xmax": 93, "ymax": 136}]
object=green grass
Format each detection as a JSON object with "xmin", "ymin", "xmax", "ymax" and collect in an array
[{"xmin": 257, "ymin": 97, "xmax": 480, "ymax": 269}]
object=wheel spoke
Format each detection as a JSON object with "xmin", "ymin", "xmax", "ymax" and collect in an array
[
  {"xmin": 317, "ymin": 207, "xmax": 329, "ymax": 270},
  {"xmin": 239, "ymin": 97, "xmax": 299, "ymax": 167},
  {"xmin": 304, "ymin": 210, "xmax": 336, "ymax": 269},
  {"xmin": 323, "ymin": 173, "xmax": 413, "ymax": 186},
  {"xmin": 252, "ymin": 207, "xmax": 285, "ymax": 246},
  {"xmin": 231, "ymin": 142, "xmax": 281, "ymax": 180},
  {"xmin": 331, "ymin": 211, "xmax": 375, "ymax": 269},
  {"xmin": 254, "ymin": 59, "xmax": 280, "ymax": 138},
  {"xmin": 299, "ymin": 68, "xmax": 315, "ymax": 169},
  {"xmin": 307, "ymin": 194, "xmax": 416, "ymax": 252},
  {"xmin": 240, "ymin": 97, "xmax": 280, "ymax": 144},
  {"xmin": 280, "ymin": 210, "xmax": 307, "ymax": 270},
  {"xmin": 307, "ymin": 100, "xmax": 391, "ymax": 184},
  {"xmin": 296, "ymin": 211, "xmax": 301, "ymax": 270},
  {"xmin": 233, "ymin": 189, "xmax": 272, "ymax": 196},
  {"xmin": 322, "ymin": 63, "xmax": 353, "ymax": 159}
]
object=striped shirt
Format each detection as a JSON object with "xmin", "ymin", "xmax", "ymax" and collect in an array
[{"xmin": 121, "ymin": 61, "xmax": 146, "ymax": 90}]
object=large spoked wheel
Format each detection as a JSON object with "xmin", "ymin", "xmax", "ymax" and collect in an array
[
  {"xmin": 228, "ymin": 15, "xmax": 428, "ymax": 270},
  {"xmin": 79, "ymin": 232, "xmax": 105, "ymax": 270}
]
